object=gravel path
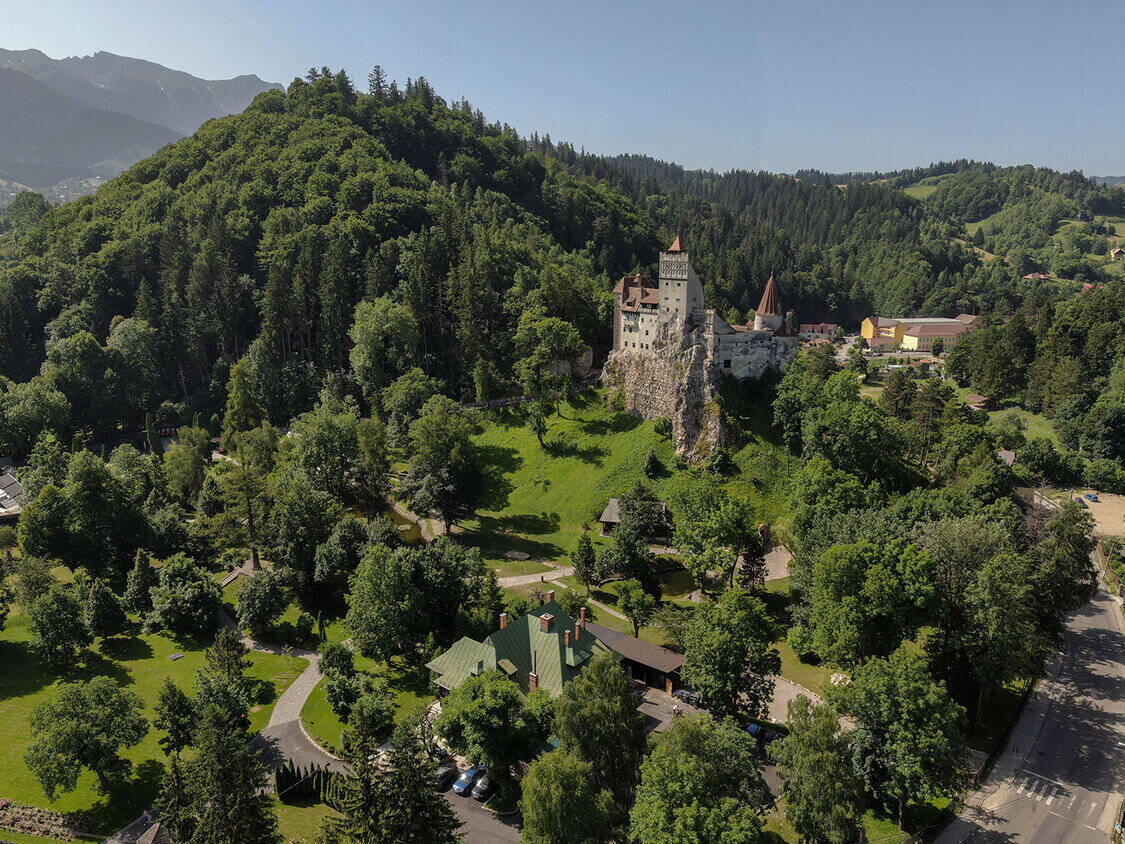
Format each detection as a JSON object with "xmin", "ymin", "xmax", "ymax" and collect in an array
[
  {"xmin": 267, "ymin": 651, "xmax": 323, "ymax": 728},
  {"xmin": 497, "ymin": 565, "xmax": 574, "ymax": 588}
]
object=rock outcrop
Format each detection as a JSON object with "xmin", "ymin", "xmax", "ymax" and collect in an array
[{"xmin": 602, "ymin": 317, "xmax": 726, "ymax": 457}]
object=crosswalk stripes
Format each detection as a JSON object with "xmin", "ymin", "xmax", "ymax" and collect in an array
[{"xmin": 1013, "ymin": 773, "xmax": 1104, "ymax": 824}]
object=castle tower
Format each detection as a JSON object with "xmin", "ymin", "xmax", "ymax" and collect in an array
[
  {"xmin": 752, "ymin": 274, "xmax": 784, "ymax": 331},
  {"xmin": 658, "ymin": 235, "xmax": 705, "ymax": 325}
]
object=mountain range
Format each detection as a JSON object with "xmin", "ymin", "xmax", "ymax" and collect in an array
[{"xmin": 0, "ymin": 48, "xmax": 280, "ymax": 202}]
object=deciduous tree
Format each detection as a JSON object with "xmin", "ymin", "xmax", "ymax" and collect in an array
[
  {"xmin": 772, "ymin": 696, "xmax": 864, "ymax": 843},
  {"xmin": 25, "ymin": 677, "xmax": 148, "ymax": 797},
  {"xmin": 628, "ymin": 715, "xmax": 769, "ymax": 844},
  {"xmin": 681, "ymin": 589, "xmax": 779, "ymax": 719}
]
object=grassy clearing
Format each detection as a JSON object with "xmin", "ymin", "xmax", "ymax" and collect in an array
[
  {"xmin": 486, "ymin": 554, "xmax": 553, "ymax": 578},
  {"xmin": 457, "ymin": 393, "xmax": 679, "ymax": 566},
  {"xmin": 0, "ymin": 600, "xmax": 305, "ymax": 836},
  {"xmin": 903, "ymin": 183, "xmax": 937, "ymax": 200},
  {"xmin": 458, "ymin": 388, "xmax": 790, "ymax": 570}
]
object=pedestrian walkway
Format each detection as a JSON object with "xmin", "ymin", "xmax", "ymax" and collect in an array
[{"xmin": 497, "ymin": 564, "xmax": 574, "ymax": 588}]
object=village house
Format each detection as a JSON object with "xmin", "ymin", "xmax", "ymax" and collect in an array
[
  {"xmin": 425, "ymin": 595, "xmax": 687, "ymax": 698},
  {"xmin": 598, "ymin": 497, "xmax": 672, "ymax": 537},
  {"xmin": 0, "ymin": 464, "xmax": 23, "ymax": 522},
  {"xmin": 1110, "ymin": 247, "xmax": 1124, "ymax": 262},
  {"xmin": 799, "ymin": 322, "xmax": 839, "ymax": 340},
  {"xmin": 425, "ymin": 596, "xmax": 612, "ymax": 696}
]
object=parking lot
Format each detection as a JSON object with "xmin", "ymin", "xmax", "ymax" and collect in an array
[{"xmin": 1066, "ymin": 490, "xmax": 1125, "ymax": 537}]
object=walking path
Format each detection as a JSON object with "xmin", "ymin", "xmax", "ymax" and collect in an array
[{"xmin": 497, "ymin": 564, "xmax": 574, "ymax": 588}]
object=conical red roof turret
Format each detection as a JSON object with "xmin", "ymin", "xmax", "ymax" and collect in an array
[
  {"xmin": 756, "ymin": 274, "xmax": 780, "ymax": 316},
  {"xmin": 667, "ymin": 235, "xmax": 683, "ymax": 252}
]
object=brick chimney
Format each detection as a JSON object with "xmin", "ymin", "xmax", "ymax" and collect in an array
[
  {"xmin": 565, "ymin": 630, "xmax": 571, "ymax": 647},
  {"xmin": 529, "ymin": 651, "xmax": 538, "ymax": 692},
  {"xmin": 574, "ymin": 621, "xmax": 581, "ymax": 641},
  {"xmin": 546, "ymin": 590, "xmax": 556, "ymax": 603},
  {"xmin": 579, "ymin": 606, "xmax": 587, "ymax": 624},
  {"xmin": 499, "ymin": 612, "xmax": 508, "ymax": 629},
  {"xmin": 540, "ymin": 613, "xmax": 554, "ymax": 632}
]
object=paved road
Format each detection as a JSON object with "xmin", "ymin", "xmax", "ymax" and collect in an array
[
  {"xmin": 937, "ymin": 585, "xmax": 1124, "ymax": 843},
  {"xmin": 448, "ymin": 793, "xmax": 521, "ymax": 842}
]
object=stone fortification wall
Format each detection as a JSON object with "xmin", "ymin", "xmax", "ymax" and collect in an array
[{"xmin": 712, "ymin": 331, "xmax": 799, "ymax": 379}]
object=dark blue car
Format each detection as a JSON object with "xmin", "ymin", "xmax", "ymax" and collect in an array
[{"xmin": 453, "ymin": 765, "xmax": 484, "ymax": 796}]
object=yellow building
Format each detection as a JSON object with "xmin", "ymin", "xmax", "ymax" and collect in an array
[{"xmin": 862, "ymin": 316, "xmax": 977, "ymax": 347}]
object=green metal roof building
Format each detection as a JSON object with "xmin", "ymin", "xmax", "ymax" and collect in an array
[{"xmin": 426, "ymin": 597, "xmax": 611, "ymax": 696}]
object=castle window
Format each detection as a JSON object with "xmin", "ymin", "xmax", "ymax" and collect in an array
[{"xmin": 723, "ymin": 359, "xmax": 731, "ymax": 369}]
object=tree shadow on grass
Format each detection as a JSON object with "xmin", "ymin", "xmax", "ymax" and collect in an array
[
  {"xmin": 100, "ymin": 634, "xmax": 154, "ymax": 663},
  {"xmin": 578, "ymin": 413, "xmax": 640, "ymax": 436},
  {"xmin": 0, "ymin": 639, "xmax": 55, "ymax": 701},
  {"xmin": 476, "ymin": 444, "xmax": 520, "ymax": 511},
  {"xmin": 494, "ymin": 512, "xmax": 561, "ymax": 536},
  {"xmin": 544, "ymin": 434, "xmax": 607, "ymax": 465},
  {"xmin": 80, "ymin": 757, "xmax": 166, "ymax": 838}
]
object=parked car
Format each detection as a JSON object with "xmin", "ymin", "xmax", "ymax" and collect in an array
[
  {"xmin": 673, "ymin": 688, "xmax": 704, "ymax": 707},
  {"xmin": 471, "ymin": 774, "xmax": 498, "ymax": 801},
  {"xmin": 433, "ymin": 764, "xmax": 458, "ymax": 791},
  {"xmin": 453, "ymin": 765, "xmax": 484, "ymax": 795},
  {"xmin": 1074, "ymin": 497, "xmax": 1088, "ymax": 508},
  {"xmin": 1085, "ymin": 493, "xmax": 1100, "ymax": 502}
]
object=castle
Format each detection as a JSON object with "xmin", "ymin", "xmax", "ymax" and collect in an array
[{"xmin": 603, "ymin": 237, "xmax": 798, "ymax": 455}]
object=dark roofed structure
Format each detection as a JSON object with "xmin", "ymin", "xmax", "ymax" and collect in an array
[
  {"xmin": 585, "ymin": 621, "xmax": 684, "ymax": 694},
  {"xmin": 425, "ymin": 597, "xmax": 611, "ymax": 696},
  {"xmin": 0, "ymin": 470, "xmax": 23, "ymax": 520}
]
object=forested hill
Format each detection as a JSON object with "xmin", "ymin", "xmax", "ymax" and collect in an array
[
  {"xmin": 0, "ymin": 69, "xmax": 660, "ymax": 456},
  {"xmin": 2, "ymin": 67, "xmax": 1120, "ymax": 461},
  {"xmin": 542, "ymin": 147, "xmax": 1005, "ymax": 322}
]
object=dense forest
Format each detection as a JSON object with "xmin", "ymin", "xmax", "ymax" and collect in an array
[{"xmin": 2, "ymin": 67, "xmax": 1123, "ymax": 466}]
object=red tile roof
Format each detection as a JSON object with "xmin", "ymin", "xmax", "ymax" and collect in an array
[
  {"xmin": 903, "ymin": 323, "xmax": 968, "ymax": 338},
  {"xmin": 756, "ymin": 274, "xmax": 780, "ymax": 316},
  {"xmin": 667, "ymin": 235, "xmax": 683, "ymax": 252}
]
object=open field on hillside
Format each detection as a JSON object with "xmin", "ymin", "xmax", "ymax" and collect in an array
[
  {"xmin": 455, "ymin": 389, "xmax": 791, "ymax": 568},
  {"xmin": 903, "ymin": 183, "xmax": 937, "ymax": 199},
  {"xmin": 0, "ymin": 597, "xmax": 305, "ymax": 836}
]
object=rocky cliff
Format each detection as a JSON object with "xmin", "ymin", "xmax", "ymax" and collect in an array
[{"xmin": 602, "ymin": 318, "xmax": 726, "ymax": 457}]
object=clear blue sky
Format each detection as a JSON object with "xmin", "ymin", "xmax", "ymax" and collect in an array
[{"xmin": 5, "ymin": 0, "xmax": 1122, "ymax": 175}]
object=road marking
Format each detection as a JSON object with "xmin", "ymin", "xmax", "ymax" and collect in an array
[
  {"xmin": 1028, "ymin": 779, "xmax": 1044, "ymax": 797},
  {"xmin": 1044, "ymin": 788, "xmax": 1055, "ymax": 806},
  {"xmin": 1021, "ymin": 771, "xmax": 1071, "ymax": 790},
  {"xmin": 1065, "ymin": 794, "xmax": 1078, "ymax": 812}
]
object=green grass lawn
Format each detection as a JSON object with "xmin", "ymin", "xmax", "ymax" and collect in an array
[
  {"xmin": 485, "ymin": 554, "xmax": 553, "ymax": 579},
  {"xmin": 274, "ymin": 795, "xmax": 340, "ymax": 842},
  {"xmin": 903, "ymin": 183, "xmax": 937, "ymax": 200},
  {"xmin": 455, "ymin": 393, "xmax": 679, "ymax": 565},
  {"xmin": 0, "ymin": 601, "xmax": 306, "ymax": 837}
]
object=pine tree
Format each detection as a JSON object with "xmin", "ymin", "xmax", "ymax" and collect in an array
[
  {"xmin": 187, "ymin": 706, "xmax": 281, "ymax": 844},
  {"xmin": 328, "ymin": 723, "xmax": 460, "ymax": 843},
  {"xmin": 367, "ymin": 65, "xmax": 387, "ymax": 99},
  {"xmin": 146, "ymin": 412, "xmax": 164, "ymax": 462},
  {"xmin": 198, "ymin": 473, "xmax": 223, "ymax": 517},
  {"xmin": 123, "ymin": 551, "xmax": 157, "ymax": 616},
  {"xmin": 571, "ymin": 530, "xmax": 597, "ymax": 592},
  {"xmin": 84, "ymin": 578, "xmax": 126, "ymax": 639}
]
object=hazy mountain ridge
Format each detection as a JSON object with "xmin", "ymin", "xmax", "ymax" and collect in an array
[{"xmin": 0, "ymin": 48, "xmax": 281, "ymax": 201}]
